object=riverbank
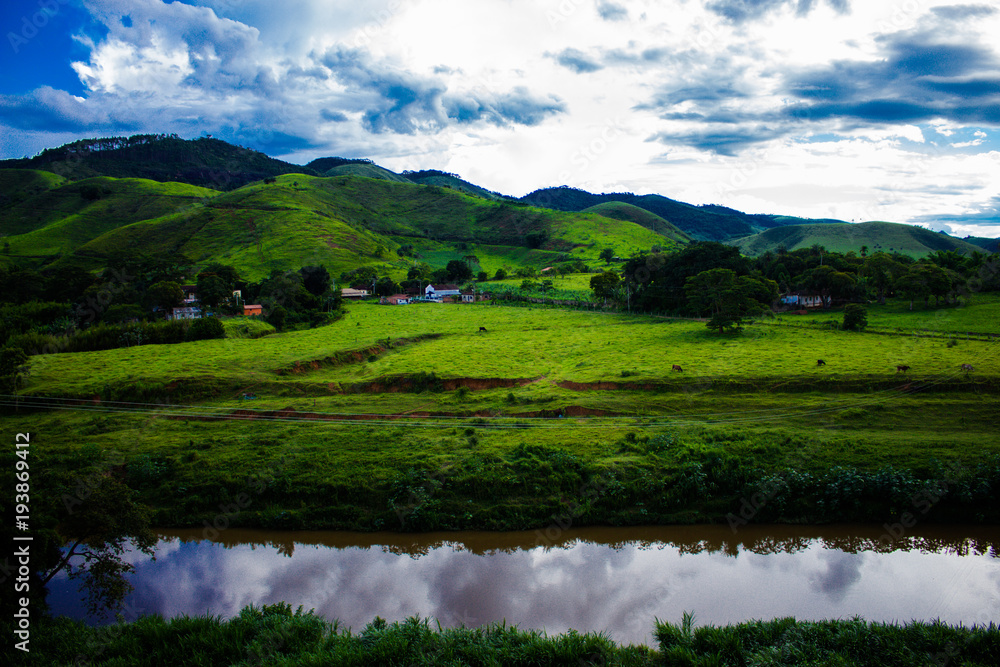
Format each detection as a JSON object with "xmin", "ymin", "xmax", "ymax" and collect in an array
[{"xmin": 18, "ymin": 608, "xmax": 1000, "ymax": 666}]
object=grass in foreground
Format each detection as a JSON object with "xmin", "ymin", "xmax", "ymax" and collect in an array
[{"xmin": 20, "ymin": 606, "xmax": 1000, "ymax": 666}]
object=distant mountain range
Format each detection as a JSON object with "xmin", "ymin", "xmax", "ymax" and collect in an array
[{"xmin": 0, "ymin": 135, "xmax": 992, "ymax": 277}]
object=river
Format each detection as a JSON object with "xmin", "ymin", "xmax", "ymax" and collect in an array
[{"xmin": 47, "ymin": 524, "xmax": 1000, "ymax": 646}]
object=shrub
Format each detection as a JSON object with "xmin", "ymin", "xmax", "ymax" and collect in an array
[
  {"xmin": 186, "ymin": 317, "xmax": 225, "ymax": 341},
  {"xmin": 843, "ymin": 303, "xmax": 868, "ymax": 331}
]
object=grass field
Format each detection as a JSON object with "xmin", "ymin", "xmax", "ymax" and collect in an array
[
  {"xmin": 776, "ymin": 292, "xmax": 1000, "ymax": 335},
  {"xmin": 7, "ymin": 298, "xmax": 999, "ymax": 532}
]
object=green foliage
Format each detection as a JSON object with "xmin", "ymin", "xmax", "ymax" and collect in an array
[
  {"xmin": 843, "ymin": 303, "xmax": 868, "ymax": 331},
  {"xmin": 685, "ymin": 268, "xmax": 777, "ymax": 333},
  {"xmin": 186, "ymin": 316, "xmax": 226, "ymax": 341}
]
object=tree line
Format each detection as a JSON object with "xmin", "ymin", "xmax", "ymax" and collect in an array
[{"xmin": 591, "ymin": 242, "xmax": 1000, "ymax": 333}]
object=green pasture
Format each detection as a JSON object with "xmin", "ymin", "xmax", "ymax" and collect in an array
[
  {"xmin": 22, "ymin": 302, "xmax": 999, "ymax": 399},
  {"xmin": 776, "ymin": 292, "xmax": 1000, "ymax": 334}
]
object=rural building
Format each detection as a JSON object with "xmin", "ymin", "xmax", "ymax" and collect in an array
[
  {"xmin": 459, "ymin": 291, "xmax": 475, "ymax": 303},
  {"xmin": 341, "ymin": 288, "xmax": 369, "ymax": 300},
  {"xmin": 780, "ymin": 293, "xmax": 823, "ymax": 308},
  {"xmin": 426, "ymin": 284, "xmax": 461, "ymax": 299},
  {"xmin": 180, "ymin": 285, "xmax": 198, "ymax": 304},
  {"xmin": 168, "ymin": 306, "xmax": 202, "ymax": 320},
  {"xmin": 381, "ymin": 294, "xmax": 410, "ymax": 305},
  {"xmin": 243, "ymin": 304, "xmax": 263, "ymax": 317}
]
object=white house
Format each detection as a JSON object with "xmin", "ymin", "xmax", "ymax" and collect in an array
[
  {"xmin": 168, "ymin": 306, "xmax": 202, "ymax": 320},
  {"xmin": 426, "ymin": 283, "xmax": 461, "ymax": 298}
]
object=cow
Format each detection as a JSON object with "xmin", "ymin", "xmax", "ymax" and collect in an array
[
  {"xmin": 672, "ymin": 364, "xmax": 683, "ymax": 372},
  {"xmin": 961, "ymin": 363, "xmax": 974, "ymax": 372},
  {"xmin": 816, "ymin": 359, "xmax": 826, "ymax": 366},
  {"xmin": 896, "ymin": 365, "xmax": 910, "ymax": 373},
  {"xmin": 478, "ymin": 326, "xmax": 488, "ymax": 333}
]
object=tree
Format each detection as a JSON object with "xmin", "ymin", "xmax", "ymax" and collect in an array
[
  {"xmin": 299, "ymin": 265, "xmax": 331, "ymax": 297},
  {"xmin": 40, "ymin": 475, "xmax": 157, "ymax": 616},
  {"xmin": 894, "ymin": 263, "xmax": 952, "ymax": 310},
  {"xmin": 599, "ymin": 248, "xmax": 615, "ymax": 265},
  {"xmin": 493, "ymin": 268, "xmax": 508, "ymax": 281},
  {"xmin": 843, "ymin": 304, "xmax": 868, "ymax": 331},
  {"xmin": 146, "ymin": 281, "xmax": 184, "ymax": 312},
  {"xmin": 407, "ymin": 263, "xmax": 433, "ymax": 281},
  {"xmin": 266, "ymin": 305, "xmax": 287, "ymax": 331},
  {"xmin": 196, "ymin": 274, "xmax": 230, "ymax": 309},
  {"xmin": 590, "ymin": 271, "xmax": 621, "ymax": 301},
  {"xmin": 685, "ymin": 269, "xmax": 777, "ymax": 334},
  {"xmin": 446, "ymin": 260, "xmax": 473, "ymax": 282},
  {"xmin": 0, "ymin": 346, "xmax": 28, "ymax": 393},
  {"xmin": 186, "ymin": 316, "xmax": 226, "ymax": 341},
  {"xmin": 342, "ymin": 266, "xmax": 378, "ymax": 288},
  {"xmin": 477, "ymin": 271, "xmax": 488, "ymax": 282},
  {"xmin": 862, "ymin": 253, "xmax": 903, "ymax": 304},
  {"xmin": 373, "ymin": 276, "xmax": 401, "ymax": 297}
]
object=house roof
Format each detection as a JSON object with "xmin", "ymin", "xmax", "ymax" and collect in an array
[{"xmin": 428, "ymin": 283, "xmax": 460, "ymax": 291}]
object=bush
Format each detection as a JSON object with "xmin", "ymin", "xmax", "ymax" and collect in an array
[
  {"xmin": 186, "ymin": 317, "xmax": 225, "ymax": 341},
  {"xmin": 843, "ymin": 303, "xmax": 868, "ymax": 331}
]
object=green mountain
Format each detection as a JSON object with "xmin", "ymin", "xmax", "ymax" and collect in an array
[
  {"xmin": 581, "ymin": 202, "xmax": 690, "ymax": 244},
  {"xmin": 401, "ymin": 170, "xmax": 508, "ymax": 201},
  {"xmin": 732, "ymin": 221, "xmax": 988, "ymax": 258},
  {"xmin": 29, "ymin": 173, "xmax": 676, "ymax": 280},
  {"xmin": 519, "ymin": 186, "xmax": 846, "ymax": 242},
  {"xmin": 963, "ymin": 236, "xmax": 1000, "ymax": 253},
  {"xmin": 0, "ymin": 134, "xmax": 315, "ymax": 191}
]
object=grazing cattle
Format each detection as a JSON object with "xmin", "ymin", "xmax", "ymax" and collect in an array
[
  {"xmin": 672, "ymin": 364, "xmax": 683, "ymax": 372},
  {"xmin": 961, "ymin": 363, "xmax": 974, "ymax": 372},
  {"xmin": 896, "ymin": 365, "xmax": 910, "ymax": 373},
  {"xmin": 816, "ymin": 359, "xmax": 826, "ymax": 366},
  {"xmin": 478, "ymin": 326, "xmax": 487, "ymax": 333}
]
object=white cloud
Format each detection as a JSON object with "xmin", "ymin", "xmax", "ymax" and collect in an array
[{"xmin": 3, "ymin": 0, "xmax": 1000, "ymax": 235}]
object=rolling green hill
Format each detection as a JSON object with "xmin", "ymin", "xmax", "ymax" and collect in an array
[
  {"xmin": 52, "ymin": 174, "xmax": 675, "ymax": 280},
  {"xmin": 0, "ymin": 174, "xmax": 219, "ymax": 260},
  {"xmin": 732, "ymin": 220, "xmax": 987, "ymax": 257},
  {"xmin": 520, "ymin": 186, "xmax": 847, "ymax": 242},
  {"xmin": 581, "ymin": 201, "xmax": 690, "ymax": 244},
  {"xmin": 401, "ymin": 169, "xmax": 508, "ymax": 200},
  {"xmin": 0, "ymin": 169, "xmax": 67, "ymax": 212}
]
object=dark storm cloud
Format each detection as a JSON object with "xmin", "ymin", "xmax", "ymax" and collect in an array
[
  {"xmin": 644, "ymin": 24, "xmax": 1000, "ymax": 153},
  {"xmin": 596, "ymin": 1, "xmax": 629, "ymax": 21},
  {"xmin": 930, "ymin": 4, "xmax": 998, "ymax": 21},
  {"xmin": 707, "ymin": 0, "xmax": 849, "ymax": 23},
  {"xmin": 782, "ymin": 36, "xmax": 1000, "ymax": 125},
  {"xmin": 552, "ymin": 48, "xmax": 605, "ymax": 73},
  {"xmin": 318, "ymin": 47, "xmax": 564, "ymax": 134}
]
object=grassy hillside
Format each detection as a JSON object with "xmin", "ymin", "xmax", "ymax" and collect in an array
[
  {"xmin": 0, "ymin": 169, "xmax": 67, "ymax": 212},
  {"xmin": 0, "ymin": 176, "xmax": 219, "ymax": 261},
  {"xmin": 521, "ymin": 186, "xmax": 847, "ymax": 242},
  {"xmin": 58, "ymin": 174, "xmax": 672, "ymax": 279},
  {"xmin": 582, "ymin": 202, "xmax": 690, "ymax": 244},
  {"xmin": 402, "ymin": 169, "xmax": 507, "ymax": 200},
  {"xmin": 732, "ymin": 221, "xmax": 986, "ymax": 257},
  {"xmin": 321, "ymin": 162, "xmax": 412, "ymax": 183}
]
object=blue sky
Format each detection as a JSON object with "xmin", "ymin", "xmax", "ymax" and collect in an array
[{"xmin": 1, "ymin": 0, "xmax": 999, "ymax": 237}]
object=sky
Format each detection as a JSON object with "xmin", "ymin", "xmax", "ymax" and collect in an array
[{"xmin": 1, "ymin": 0, "xmax": 999, "ymax": 238}]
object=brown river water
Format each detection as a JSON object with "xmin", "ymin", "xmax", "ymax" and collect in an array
[{"xmin": 48, "ymin": 524, "xmax": 1000, "ymax": 645}]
